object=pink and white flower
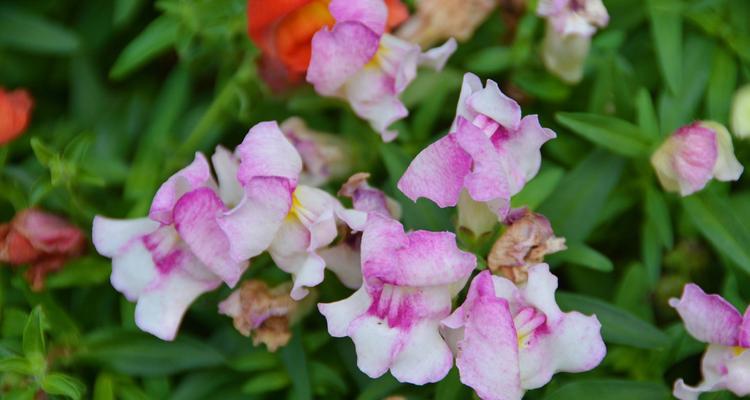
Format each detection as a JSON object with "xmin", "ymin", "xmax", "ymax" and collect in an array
[
  {"xmin": 537, "ymin": 0, "xmax": 609, "ymax": 83},
  {"xmin": 93, "ymin": 148, "xmax": 247, "ymax": 340},
  {"xmin": 218, "ymin": 121, "xmax": 366, "ymax": 300},
  {"xmin": 318, "ymin": 213, "xmax": 476, "ymax": 384},
  {"xmin": 280, "ymin": 117, "xmax": 351, "ymax": 187},
  {"xmin": 651, "ymin": 121, "xmax": 743, "ymax": 196},
  {"xmin": 398, "ymin": 73, "xmax": 556, "ymax": 222},
  {"xmin": 306, "ymin": 0, "xmax": 456, "ymax": 142},
  {"xmin": 669, "ymin": 284, "xmax": 750, "ymax": 400},
  {"xmin": 442, "ymin": 266, "xmax": 605, "ymax": 400},
  {"xmin": 319, "ymin": 172, "xmax": 401, "ymax": 289}
]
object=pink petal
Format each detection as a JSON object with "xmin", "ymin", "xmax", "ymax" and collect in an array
[
  {"xmin": 173, "ymin": 187, "xmax": 247, "ymax": 287},
  {"xmin": 519, "ymin": 264, "xmax": 564, "ymax": 323},
  {"xmin": 418, "ymin": 38, "xmax": 457, "ymax": 71},
  {"xmin": 218, "ymin": 177, "xmax": 294, "ymax": 261},
  {"xmin": 500, "ymin": 115, "xmax": 556, "ymax": 195},
  {"xmin": 454, "ymin": 117, "xmax": 509, "ymax": 203},
  {"xmin": 397, "ymin": 134, "xmax": 472, "ymax": 208},
  {"xmin": 236, "ymin": 121, "xmax": 302, "ymax": 185},
  {"xmin": 149, "ymin": 153, "xmax": 212, "ymax": 224},
  {"xmin": 390, "ymin": 321, "xmax": 454, "ymax": 384},
  {"xmin": 343, "ymin": 67, "xmax": 408, "ymax": 142},
  {"xmin": 465, "ymin": 78, "xmax": 521, "ymax": 131},
  {"xmin": 92, "ymin": 216, "xmax": 159, "ymax": 258},
  {"xmin": 739, "ymin": 308, "xmax": 750, "ymax": 347},
  {"xmin": 449, "ymin": 272, "xmax": 523, "ymax": 400},
  {"xmin": 360, "ymin": 214, "xmax": 476, "ymax": 287},
  {"xmin": 669, "ymin": 283, "xmax": 742, "ymax": 346},
  {"xmin": 329, "ymin": 0, "xmax": 387, "ymax": 35},
  {"xmin": 725, "ymin": 349, "xmax": 750, "ymax": 397},
  {"xmin": 269, "ymin": 217, "xmax": 321, "ymax": 300},
  {"xmin": 319, "ymin": 241, "xmax": 363, "ymax": 289},
  {"xmin": 307, "ymin": 22, "xmax": 380, "ymax": 96},
  {"xmin": 319, "ymin": 286, "xmax": 372, "ymax": 337}
]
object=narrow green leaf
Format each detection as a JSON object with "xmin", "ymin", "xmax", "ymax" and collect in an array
[
  {"xmin": 44, "ymin": 256, "xmax": 111, "ymax": 289},
  {"xmin": 553, "ymin": 242, "xmax": 614, "ymax": 272},
  {"xmin": 93, "ymin": 373, "xmax": 115, "ymax": 400},
  {"xmin": 644, "ymin": 186, "xmax": 673, "ymax": 249},
  {"xmin": 109, "ymin": 15, "xmax": 178, "ymax": 79},
  {"xmin": 512, "ymin": 70, "xmax": 570, "ymax": 102},
  {"xmin": 0, "ymin": 356, "xmax": 32, "ymax": 375},
  {"xmin": 170, "ymin": 371, "xmax": 241, "ymax": 400},
  {"xmin": 41, "ymin": 373, "xmax": 86, "ymax": 399},
  {"xmin": 647, "ymin": 0, "xmax": 683, "ymax": 94},
  {"xmin": 22, "ymin": 306, "xmax": 45, "ymax": 358},
  {"xmin": 356, "ymin": 375, "xmax": 402, "ymax": 400},
  {"xmin": 114, "ymin": 0, "xmax": 145, "ymax": 27},
  {"xmin": 555, "ymin": 113, "xmax": 651, "ymax": 157},
  {"xmin": 280, "ymin": 330, "xmax": 311, "ymax": 400},
  {"xmin": 539, "ymin": 150, "xmax": 624, "ymax": 242},
  {"xmin": 77, "ymin": 330, "xmax": 225, "ymax": 376},
  {"xmin": 229, "ymin": 351, "xmax": 280, "ymax": 372},
  {"xmin": 435, "ymin": 367, "xmax": 468, "ymax": 400},
  {"xmin": 30, "ymin": 138, "xmax": 55, "ymax": 167},
  {"xmin": 706, "ymin": 47, "xmax": 737, "ymax": 123},
  {"xmin": 511, "ymin": 165, "xmax": 564, "ymax": 210},
  {"xmin": 545, "ymin": 379, "xmax": 670, "ymax": 400},
  {"xmin": 465, "ymin": 46, "xmax": 514, "ymax": 74},
  {"xmin": 635, "ymin": 88, "xmax": 660, "ymax": 139},
  {"xmin": 641, "ymin": 219, "xmax": 663, "ymax": 287},
  {"xmin": 309, "ymin": 361, "xmax": 347, "ymax": 395},
  {"xmin": 241, "ymin": 371, "xmax": 290, "ymax": 394},
  {"xmin": 683, "ymin": 191, "xmax": 750, "ymax": 273},
  {"xmin": 0, "ymin": 5, "xmax": 79, "ymax": 54},
  {"xmin": 557, "ymin": 292, "xmax": 670, "ymax": 349}
]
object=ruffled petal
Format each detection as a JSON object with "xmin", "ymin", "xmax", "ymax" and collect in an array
[
  {"xmin": 673, "ymin": 344, "xmax": 733, "ymax": 400},
  {"xmin": 307, "ymin": 22, "xmax": 380, "ymax": 96},
  {"xmin": 651, "ymin": 123, "xmax": 718, "ymax": 196},
  {"xmin": 501, "ymin": 115, "xmax": 557, "ymax": 195},
  {"xmin": 701, "ymin": 121, "xmax": 744, "ymax": 182},
  {"xmin": 725, "ymin": 349, "xmax": 750, "ymax": 396},
  {"xmin": 149, "ymin": 153, "xmax": 212, "ymax": 224},
  {"xmin": 418, "ymin": 38, "xmax": 457, "ymax": 71},
  {"xmin": 739, "ymin": 308, "xmax": 750, "ymax": 347},
  {"xmin": 211, "ymin": 146, "xmax": 243, "ymax": 207},
  {"xmin": 390, "ymin": 321, "xmax": 453, "ymax": 384},
  {"xmin": 319, "ymin": 286, "xmax": 373, "ymax": 337},
  {"xmin": 465, "ymin": 78, "xmax": 521, "ymax": 130},
  {"xmin": 236, "ymin": 121, "xmax": 302, "ymax": 185},
  {"xmin": 218, "ymin": 177, "xmax": 294, "ymax": 261},
  {"xmin": 329, "ymin": 0, "xmax": 388, "ymax": 35},
  {"xmin": 92, "ymin": 216, "xmax": 159, "ymax": 258},
  {"xmin": 173, "ymin": 187, "xmax": 247, "ymax": 287},
  {"xmin": 519, "ymin": 264, "xmax": 563, "ymax": 322},
  {"xmin": 319, "ymin": 242, "xmax": 363, "ymax": 289},
  {"xmin": 361, "ymin": 214, "xmax": 476, "ymax": 287},
  {"xmin": 454, "ymin": 117, "xmax": 509, "ymax": 203},
  {"xmin": 669, "ymin": 283, "xmax": 742, "ymax": 346},
  {"xmin": 348, "ymin": 313, "xmax": 402, "ymax": 378},
  {"xmin": 343, "ymin": 66, "xmax": 408, "ymax": 142},
  {"xmin": 397, "ymin": 134, "xmax": 472, "ymax": 207},
  {"xmin": 269, "ymin": 217, "xmax": 323, "ymax": 300}
]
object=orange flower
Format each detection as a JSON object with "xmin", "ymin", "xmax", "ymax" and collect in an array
[
  {"xmin": 0, "ymin": 88, "xmax": 33, "ymax": 145},
  {"xmin": 0, "ymin": 209, "xmax": 86, "ymax": 290},
  {"xmin": 247, "ymin": 0, "xmax": 408, "ymax": 88}
]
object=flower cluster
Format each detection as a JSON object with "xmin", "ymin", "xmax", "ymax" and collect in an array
[
  {"xmin": 248, "ymin": 0, "xmax": 456, "ymax": 141},
  {"xmin": 670, "ymin": 284, "xmax": 750, "ymax": 399}
]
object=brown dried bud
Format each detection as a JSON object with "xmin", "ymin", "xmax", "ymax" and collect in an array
[
  {"xmin": 488, "ymin": 209, "xmax": 566, "ymax": 283},
  {"xmin": 219, "ymin": 280, "xmax": 298, "ymax": 352},
  {"xmin": 397, "ymin": 0, "xmax": 498, "ymax": 47}
]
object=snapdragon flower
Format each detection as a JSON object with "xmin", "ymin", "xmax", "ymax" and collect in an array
[
  {"xmin": 306, "ymin": 0, "xmax": 456, "ymax": 141},
  {"xmin": 319, "ymin": 214, "xmax": 476, "ymax": 384},
  {"xmin": 670, "ymin": 284, "xmax": 750, "ymax": 399},
  {"xmin": 442, "ymin": 266, "xmax": 605, "ymax": 400},
  {"xmin": 398, "ymin": 73, "xmax": 555, "ymax": 223},
  {"xmin": 93, "ymin": 148, "xmax": 247, "ymax": 340},
  {"xmin": 218, "ymin": 121, "xmax": 366, "ymax": 300},
  {"xmin": 537, "ymin": 0, "xmax": 609, "ymax": 83},
  {"xmin": 650, "ymin": 121, "xmax": 743, "ymax": 196},
  {"xmin": 280, "ymin": 117, "xmax": 351, "ymax": 186}
]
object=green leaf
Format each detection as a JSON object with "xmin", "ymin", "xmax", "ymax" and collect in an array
[
  {"xmin": 22, "ymin": 306, "xmax": 45, "ymax": 358},
  {"xmin": 170, "ymin": 371, "xmax": 241, "ymax": 400},
  {"xmin": 511, "ymin": 165, "xmax": 564, "ymax": 210},
  {"xmin": 553, "ymin": 242, "xmax": 614, "ymax": 272},
  {"xmin": 464, "ymin": 46, "xmax": 514, "ymax": 74},
  {"xmin": 706, "ymin": 47, "xmax": 737, "ymax": 123},
  {"xmin": 544, "ymin": 379, "xmax": 670, "ymax": 400},
  {"xmin": 647, "ymin": 0, "xmax": 683, "ymax": 94},
  {"xmin": 241, "ymin": 371, "xmax": 290, "ymax": 394},
  {"xmin": 644, "ymin": 186, "xmax": 673, "ymax": 249},
  {"xmin": 512, "ymin": 70, "xmax": 570, "ymax": 102},
  {"xmin": 41, "ymin": 373, "xmax": 86, "ymax": 399},
  {"xmin": 555, "ymin": 113, "xmax": 651, "ymax": 157},
  {"xmin": 114, "ymin": 0, "xmax": 145, "ymax": 27},
  {"xmin": 77, "ymin": 330, "xmax": 225, "ymax": 376},
  {"xmin": 539, "ymin": 150, "xmax": 624, "ymax": 242},
  {"xmin": 93, "ymin": 373, "xmax": 115, "ymax": 400},
  {"xmin": 641, "ymin": 219, "xmax": 663, "ymax": 287},
  {"xmin": 683, "ymin": 191, "xmax": 750, "ymax": 273},
  {"xmin": 30, "ymin": 138, "xmax": 56, "ymax": 167},
  {"xmin": 0, "ymin": 356, "xmax": 33, "ymax": 375},
  {"xmin": 0, "ymin": 5, "xmax": 79, "ymax": 54},
  {"xmin": 635, "ymin": 88, "xmax": 660, "ymax": 139},
  {"xmin": 356, "ymin": 375, "xmax": 402, "ymax": 400},
  {"xmin": 229, "ymin": 351, "xmax": 280, "ymax": 372},
  {"xmin": 280, "ymin": 329, "xmax": 311, "ymax": 400},
  {"xmin": 557, "ymin": 292, "xmax": 670, "ymax": 349},
  {"xmin": 435, "ymin": 367, "xmax": 468, "ymax": 400},
  {"xmin": 309, "ymin": 361, "xmax": 347, "ymax": 395},
  {"xmin": 109, "ymin": 15, "xmax": 178, "ymax": 79},
  {"xmin": 44, "ymin": 256, "xmax": 111, "ymax": 289}
]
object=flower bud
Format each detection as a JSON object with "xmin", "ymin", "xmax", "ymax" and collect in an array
[
  {"xmin": 0, "ymin": 87, "xmax": 33, "ymax": 145},
  {"xmin": 731, "ymin": 84, "xmax": 750, "ymax": 139},
  {"xmin": 651, "ymin": 121, "xmax": 743, "ymax": 196},
  {"xmin": 487, "ymin": 208, "xmax": 566, "ymax": 283},
  {"xmin": 541, "ymin": 24, "xmax": 591, "ymax": 84}
]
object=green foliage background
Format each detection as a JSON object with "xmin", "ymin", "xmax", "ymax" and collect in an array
[{"xmin": 1, "ymin": 0, "xmax": 750, "ymax": 398}]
